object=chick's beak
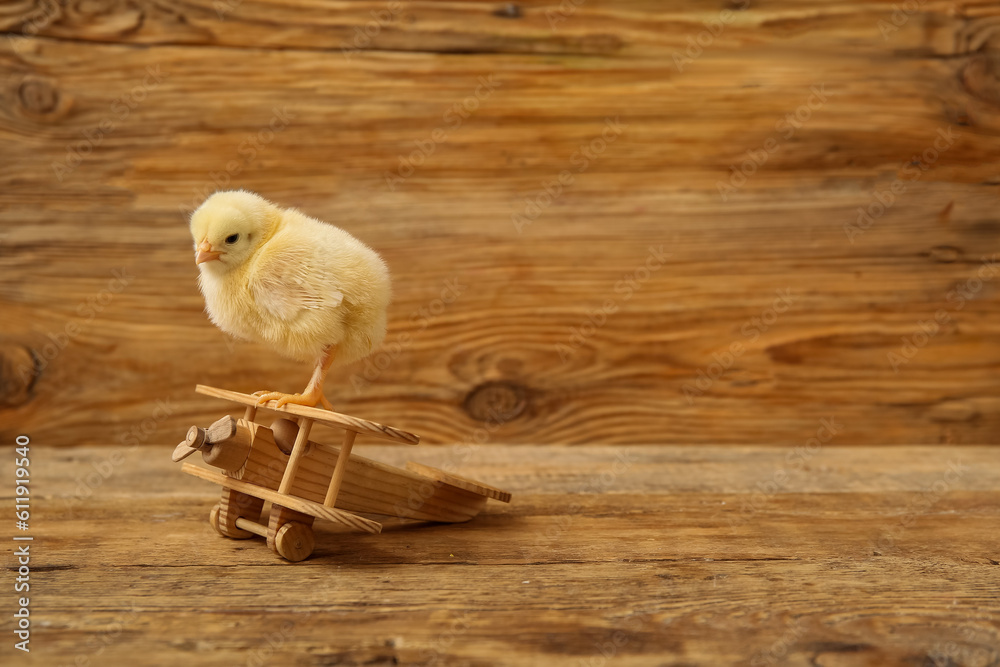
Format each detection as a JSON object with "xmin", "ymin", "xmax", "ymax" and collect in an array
[{"xmin": 195, "ymin": 239, "xmax": 222, "ymax": 265}]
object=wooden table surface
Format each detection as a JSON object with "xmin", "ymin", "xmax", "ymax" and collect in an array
[{"xmin": 6, "ymin": 443, "xmax": 998, "ymax": 666}]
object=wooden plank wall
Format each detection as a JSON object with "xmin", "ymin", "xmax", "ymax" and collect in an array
[{"xmin": 1, "ymin": 0, "xmax": 998, "ymax": 446}]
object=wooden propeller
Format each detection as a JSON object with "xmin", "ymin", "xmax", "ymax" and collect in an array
[{"xmin": 171, "ymin": 416, "xmax": 237, "ymax": 463}]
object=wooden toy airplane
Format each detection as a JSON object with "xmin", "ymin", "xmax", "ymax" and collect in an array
[{"xmin": 173, "ymin": 385, "xmax": 511, "ymax": 561}]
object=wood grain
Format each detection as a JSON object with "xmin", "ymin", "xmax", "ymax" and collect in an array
[
  {"xmin": 182, "ymin": 461, "xmax": 386, "ymax": 533},
  {"xmin": 230, "ymin": 420, "xmax": 494, "ymax": 523},
  {"xmin": 3, "ymin": 0, "xmax": 999, "ymax": 57},
  {"xmin": 196, "ymin": 384, "xmax": 420, "ymax": 444},
  {"xmin": 5, "ymin": 443, "xmax": 998, "ymax": 666},
  {"xmin": 0, "ymin": 1, "xmax": 999, "ymax": 445}
]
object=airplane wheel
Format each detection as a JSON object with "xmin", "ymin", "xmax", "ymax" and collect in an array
[
  {"xmin": 209, "ymin": 504, "xmax": 224, "ymax": 536},
  {"xmin": 274, "ymin": 521, "xmax": 315, "ymax": 562},
  {"xmin": 216, "ymin": 489, "xmax": 263, "ymax": 539}
]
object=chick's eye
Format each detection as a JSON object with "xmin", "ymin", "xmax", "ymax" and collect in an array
[{"xmin": 225, "ymin": 234, "xmax": 239, "ymax": 244}]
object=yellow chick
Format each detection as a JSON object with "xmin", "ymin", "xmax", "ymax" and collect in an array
[{"xmin": 189, "ymin": 190, "xmax": 391, "ymax": 409}]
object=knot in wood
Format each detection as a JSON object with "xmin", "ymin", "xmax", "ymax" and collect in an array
[
  {"xmin": 493, "ymin": 3, "xmax": 522, "ymax": 19},
  {"xmin": 929, "ymin": 245, "xmax": 961, "ymax": 263},
  {"xmin": 928, "ymin": 400, "xmax": 979, "ymax": 423},
  {"xmin": 463, "ymin": 381, "xmax": 527, "ymax": 424},
  {"xmin": 18, "ymin": 77, "xmax": 60, "ymax": 115},
  {"xmin": 961, "ymin": 54, "xmax": 1000, "ymax": 108},
  {"xmin": 0, "ymin": 343, "xmax": 38, "ymax": 407},
  {"xmin": 956, "ymin": 17, "xmax": 1000, "ymax": 55}
]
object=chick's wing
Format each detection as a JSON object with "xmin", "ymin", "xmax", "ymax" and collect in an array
[{"xmin": 248, "ymin": 244, "xmax": 344, "ymax": 321}]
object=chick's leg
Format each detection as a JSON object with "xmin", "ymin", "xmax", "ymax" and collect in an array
[{"xmin": 254, "ymin": 345, "xmax": 337, "ymax": 409}]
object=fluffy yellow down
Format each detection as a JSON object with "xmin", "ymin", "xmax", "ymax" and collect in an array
[{"xmin": 190, "ymin": 190, "xmax": 391, "ymax": 365}]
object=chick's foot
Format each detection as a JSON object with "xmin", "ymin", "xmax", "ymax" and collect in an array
[{"xmin": 253, "ymin": 389, "xmax": 328, "ymax": 409}]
